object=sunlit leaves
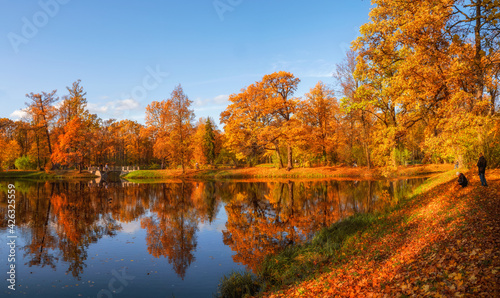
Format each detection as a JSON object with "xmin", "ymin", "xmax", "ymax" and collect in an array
[
  {"xmin": 51, "ymin": 117, "xmax": 90, "ymax": 171},
  {"xmin": 220, "ymin": 72, "xmax": 301, "ymax": 169},
  {"xmin": 145, "ymin": 84, "xmax": 195, "ymax": 173},
  {"xmin": 297, "ymin": 82, "xmax": 340, "ymax": 165}
]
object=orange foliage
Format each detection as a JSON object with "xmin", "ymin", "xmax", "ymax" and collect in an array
[{"xmin": 52, "ymin": 117, "xmax": 90, "ymax": 171}]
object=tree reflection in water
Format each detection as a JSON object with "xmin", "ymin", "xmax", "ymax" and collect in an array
[
  {"xmin": 141, "ymin": 182, "xmax": 198, "ymax": 280},
  {"xmin": 221, "ymin": 179, "xmax": 424, "ymax": 271},
  {"xmin": 0, "ymin": 178, "xmax": 424, "ymax": 279}
]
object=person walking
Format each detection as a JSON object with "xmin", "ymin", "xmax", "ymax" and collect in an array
[{"xmin": 477, "ymin": 153, "xmax": 488, "ymax": 187}]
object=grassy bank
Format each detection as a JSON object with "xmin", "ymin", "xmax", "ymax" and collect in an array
[
  {"xmin": 0, "ymin": 164, "xmax": 451, "ymax": 181},
  {"xmin": 0, "ymin": 170, "xmax": 97, "ymax": 180},
  {"xmin": 123, "ymin": 164, "xmax": 452, "ymax": 181},
  {"xmin": 215, "ymin": 169, "xmax": 500, "ymax": 297}
]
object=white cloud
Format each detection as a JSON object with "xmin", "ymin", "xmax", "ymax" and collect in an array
[
  {"xmin": 214, "ymin": 94, "xmax": 229, "ymax": 104},
  {"xmin": 198, "ymin": 221, "xmax": 226, "ymax": 233},
  {"xmin": 303, "ymin": 71, "xmax": 333, "ymax": 78},
  {"xmin": 87, "ymin": 98, "xmax": 141, "ymax": 117},
  {"xmin": 194, "ymin": 94, "xmax": 230, "ymax": 108},
  {"xmin": 115, "ymin": 99, "xmax": 140, "ymax": 111},
  {"xmin": 10, "ymin": 109, "xmax": 28, "ymax": 120},
  {"xmin": 194, "ymin": 97, "xmax": 204, "ymax": 107},
  {"xmin": 87, "ymin": 103, "xmax": 109, "ymax": 113},
  {"xmin": 119, "ymin": 220, "xmax": 142, "ymax": 234}
]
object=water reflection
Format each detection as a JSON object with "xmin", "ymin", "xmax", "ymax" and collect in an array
[
  {"xmin": 0, "ymin": 178, "xmax": 424, "ymax": 284},
  {"xmin": 141, "ymin": 183, "xmax": 198, "ymax": 280},
  {"xmin": 221, "ymin": 179, "xmax": 420, "ymax": 271}
]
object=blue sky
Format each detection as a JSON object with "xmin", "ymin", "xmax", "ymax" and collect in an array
[{"xmin": 0, "ymin": 0, "xmax": 372, "ymax": 126}]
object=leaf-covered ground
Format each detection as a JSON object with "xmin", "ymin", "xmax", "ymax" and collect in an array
[{"xmin": 265, "ymin": 169, "xmax": 500, "ymax": 297}]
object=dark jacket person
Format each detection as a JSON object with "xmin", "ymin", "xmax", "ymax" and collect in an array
[{"xmin": 477, "ymin": 154, "xmax": 488, "ymax": 187}]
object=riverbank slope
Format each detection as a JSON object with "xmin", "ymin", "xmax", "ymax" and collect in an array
[{"xmin": 258, "ymin": 169, "xmax": 499, "ymax": 297}]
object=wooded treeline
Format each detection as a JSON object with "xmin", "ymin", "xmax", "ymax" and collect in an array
[{"xmin": 0, "ymin": 0, "xmax": 498, "ymax": 171}]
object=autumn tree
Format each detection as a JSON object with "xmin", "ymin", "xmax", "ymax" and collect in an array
[
  {"xmin": 351, "ymin": 0, "xmax": 457, "ymax": 166},
  {"xmin": 145, "ymin": 100, "xmax": 173, "ymax": 168},
  {"xmin": 106, "ymin": 120, "xmax": 145, "ymax": 165},
  {"xmin": 298, "ymin": 81, "xmax": 340, "ymax": 166},
  {"xmin": 203, "ymin": 117, "xmax": 217, "ymax": 165},
  {"xmin": 12, "ymin": 120, "xmax": 32, "ymax": 157},
  {"xmin": 221, "ymin": 72, "xmax": 301, "ymax": 169},
  {"xmin": 221, "ymin": 83, "xmax": 271, "ymax": 166},
  {"xmin": 335, "ymin": 50, "xmax": 375, "ymax": 168},
  {"xmin": 261, "ymin": 71, "xmax": 301, "ymax": 170},
  {"xmin": 57, "ymin": 80, "xmax": 89, "ymax": 126},
  {"xmin": 25, "ymin": 90, "xmax": 58, "ymax": 169},
  {"xmin": 91, "ymin": 119, "xmax": 114, "ymax": 166},
  {"xmin": 447, "ymin": 0, "xmax": 500, "ymax": 109},
  {"xmin": 349, "ymin": 0, "xmax": 500, "ymax": 167},
  {"xmin": 192, "ymin": 118, "xmax": 207, "ymax": 166},
  {"xmin": 192, "ymin": 117, "xmax": 221, "ymax": 167},
  {"xmin": 0, "ymin": 140, "xmax": 21, "ymax": 169},
  {"xmin": 0, "ymin": 118, "xmax": 17, "ymax": 140},
  {"xmin": 145, "ymin": 84, "xmax": 194, "ymax": 173},
  {"xmin": 52, "ymin": 81, "xmax": 96, "ymax": 172},
  {"xmin": 0, "ymin": 119, "xmax": 20, "ymax": 169},
  {"xmin": 51, "ymin": 117, "xmax": 91, "ymax": 172}
]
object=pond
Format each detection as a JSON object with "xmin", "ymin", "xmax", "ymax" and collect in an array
[{"xmin": 0, "ymin": 177, "xmax": 427, "ymax": 297}]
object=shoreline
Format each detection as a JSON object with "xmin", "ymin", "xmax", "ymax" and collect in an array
[
  {"xmin": 0, "ymin": 170, "xmax": 97, "ymax": 180},
  {"xmin": 122, "ymin": 164, "xmax": 453, "ymax": 181},
  {"xmin": 0, "ymin": 164, "xmax": 453, "ymax": 181}
]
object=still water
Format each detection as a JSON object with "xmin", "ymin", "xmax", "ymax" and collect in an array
[{"xmin": 1, "ymin": 178, "xmax": 426, "ymax": 297}]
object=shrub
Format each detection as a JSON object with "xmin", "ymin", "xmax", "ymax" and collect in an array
[
  {"xmin": 148, "ymin": 163, "xmax": 161, "ymax": 170},
  {"xmin": 215, "ymin": 271, "xmax": 260, "ymax": 298},
  {"xmin": 15, "ymin": 155, "xmax": 36, "ymax": 170}
]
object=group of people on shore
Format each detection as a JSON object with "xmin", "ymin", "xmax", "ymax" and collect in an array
[{"xmin": 457, "ymin": 153, "xmax": 488, "ymax": 188}]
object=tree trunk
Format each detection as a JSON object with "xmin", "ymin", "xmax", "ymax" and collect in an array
[
  {"xmin": 286, "ymin": 145, "xmax": 293, "ymax": 171},
  {"xmin": 489, "ymin": 88, "xmax": 497, "ymax": 115},
  {"xmin": 391, "ymin": 146, "xmax": 397, "ymax": 168},
  {"xmin": 361, "ymin": 112, "xmax": 371, "ymax": 169},
  {"xmin": 38, "ymin": 97, "xmax": 52, "ymax": 155},
  {"xmin": 181, "ymin": 152, "xmax": 185, "ymax": 174},
  {"xmin": 288, "ymin": 180, "xmax": 294, "ymax": 204},
  {"xmin": 44, "ymin": 126, "xmax": 52, "ymax": 155},
  {"xmin": 36, "ymin": 134, "xmax": 41, "ymax": 170},
  {"xmin": 322, "ymin": 144, "xmax": 327, "ymax": 166},
  {"xmin": 474, "ymin": 1, "xmax": 484, "ymax": 104},
  {"xmin": 364, "ymin": 143, "xmax": 371, "ymax": 169},
  {"xmin": 275, "ymin": 144, "xmax": 284, "ymax": 169}
]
